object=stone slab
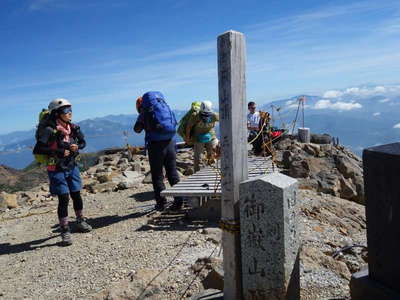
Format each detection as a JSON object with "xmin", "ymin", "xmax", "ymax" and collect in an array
[
  {"xmin": 363, "ymin": 142, "xmax": 400, "ymax": 291},
  {"xmin": 350, "ymin": 267, "xmax": 400, "ymax": 300},
  {"xmin": 240, "ymin": 173, "xmax": 299, "ymax": 300}
]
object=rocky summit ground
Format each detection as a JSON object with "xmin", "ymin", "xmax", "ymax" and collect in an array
[{"xmin": 0, "ymin": 139, "xmax": 367, "ymax": 299}]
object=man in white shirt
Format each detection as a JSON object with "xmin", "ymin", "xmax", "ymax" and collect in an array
[
  {"xmin": 247, "ymin": 101, "xmax": 262, "ymax": 154},
  {"xmin": 247, "ymin": 101, "xmax": 260, "ymax": 131}
]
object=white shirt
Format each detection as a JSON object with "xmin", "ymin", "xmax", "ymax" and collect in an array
[{"xmin": 247, "ymin": 111, "xmax": 260, "ymax": 129}]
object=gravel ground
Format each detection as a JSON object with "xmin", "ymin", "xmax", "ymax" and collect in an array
[
  {"xmin": 0, "ymin": 185, "xmax": 220, "ymax": 299},
  {"xmin": 0, "ymin": 184, "xmax": 367, "ymax": 300}
]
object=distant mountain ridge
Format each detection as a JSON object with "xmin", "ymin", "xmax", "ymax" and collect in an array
[
  {"xmin": 0, "ymin": 110, "xmax": 187, "ymax": 169},
  {"xmin": 1, "ymin": 84, "xmax": 400, "ymax": 169}
]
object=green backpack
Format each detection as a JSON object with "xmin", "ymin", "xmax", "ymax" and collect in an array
[
  {"xmin": 177, "ymin": 101, "xmax": 201, "ymax": 143},
  {"xmin": 33, "ymin": 109, "xmax": 57, "ymax": 166}
]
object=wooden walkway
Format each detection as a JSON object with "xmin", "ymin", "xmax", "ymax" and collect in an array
[{"xmin": 161, "ymin": 156, "xmax": 277, "ymax": 198}]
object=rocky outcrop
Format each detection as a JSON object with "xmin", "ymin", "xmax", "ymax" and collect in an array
[{"xmin": 275, "ymin": 136, "xmax": 364, "ymax": 204}]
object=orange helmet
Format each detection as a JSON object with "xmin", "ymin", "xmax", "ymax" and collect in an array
[{"xmin": 136, "ymin": 96, "xmax": 143, "ymax": 113}]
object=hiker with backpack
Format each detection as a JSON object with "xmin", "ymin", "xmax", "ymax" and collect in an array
[
  {"xmin": 133, "ymin": 91, "xmax": 183, "ymax": 211},
  {"xmin": 184, "ymin": 101, "xmax": 219, "ymax": 172},
  {"xmin": 33, "ymin": 98, "xmax": 92, "ymax": 246}
]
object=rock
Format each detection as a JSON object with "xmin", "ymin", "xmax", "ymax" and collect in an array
[
  {"xmin": 117, "ymin": 158, "xmax": 129, "ymax": 165},
  {"xmin": 302, "ymin": 246, "xmax": 351, "ymax": 280},
  {"xmin": 336, "ymin": 155, "xmax": 362, "ymax": 179},
  {"xmin": 316, "ymin": 171, "xmax": 341, "ymax": 196},
  {"xmin": 114, "ymin": 171, "xmax": 144, "ymax": 190},
  {"xmin": 176, "ymin": 160, "xmax": 193, "ymax": 169},
  {"xmin": 289, "ymin": 159, "xmax": 310, "ymax": 178},
  {"xmin": 339, "ymin": 176, "xmax": 357, "ymax": 200},
  {"xmin": 275, "ymin": 137, "xmax": 293, "ymax": 150},
  {"xmin": 303, "ymin": 143, "xmax": 321, "ymax": 156},
  {"xmin": 143, "ymin": 171, "xmax": 152, "ymax": 184},
  {"xmin": 2, "ymin": 192, "xmax": 18, "ymax": 208},
  {"xmin": 85, "ymin": 182, "xmax": 116, "ymax": 193},
  {"xmin": 310, "ymin": 133, "xmax": 332, "ymax": 144},
  {"xmin": 351, "ymin": 175, "xmax": 365, "ymax": 204},
  {"xmin": 303, "ymin": 144, "xmax": 316, "ymax": 156},
  {"xmin": 184, "ymin": 168, "xmax": 194, "ymax": 176},
  {"xmin": 282, "ymin": 150, "xmax": 293, "ymax": 169},
  {"xmin": 202, "ymin": 264, "xmax": 224, "ymax": 291},
  {"xmin": 131, "ymin": 162, "xmax": 141, "ymax": 172},
  {"xmin": 96, "ymin": 173, "xmax": 112, "ymax": 183}
]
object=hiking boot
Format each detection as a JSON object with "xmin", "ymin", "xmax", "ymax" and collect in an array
[
  {"xmin": 169, "ymin": 197, "xmax": 183, "ymax": 211},
  {"xmin": 60, "ymin": 226, "xmax": 72, "ymax": 246},
  {"xmin": 76, "ymin": 217, "xmax": 92, "ymax": 232},
  {"xmin": 155, "ymin": 197, "xmax": 167, "ymax": 211}
]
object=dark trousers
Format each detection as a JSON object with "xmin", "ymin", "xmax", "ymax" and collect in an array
[
  {"xmin": 147, "ymin": 139, "xmax": 180, "ymax": 203},
  {"xmin": 57, "ymin": 191, "xmax": 83, "ymax": 219},
  {"xmin": 249, "ymin": 130, "xmax": 263, "ymax": 154}
]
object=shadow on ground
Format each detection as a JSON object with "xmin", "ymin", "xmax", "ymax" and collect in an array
[
  {"xmin": 88, "ymin": 210, "xmax": 153, "ymax": 230},
  {"xmin": 129, "ymin": 191, "xmax": 154, "ymax": 202},
  {"xmin": 0, "ymin": 235, "xmax": 60, "ymax": 256},
  {"xmin": 136, "ymin": 208, "xmax": 219, "ymax": 232}
]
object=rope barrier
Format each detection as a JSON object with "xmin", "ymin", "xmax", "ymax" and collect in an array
[
  {"xmin": 178, "ymin": 242, "xmax": 220, "ymax": 299},
  {"xmin": 136, "ymin": 230, "xmax": 197, "ymax": 300}
]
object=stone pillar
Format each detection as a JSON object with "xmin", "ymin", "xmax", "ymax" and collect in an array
[
  {"xmin": 298, "ymin": 128, "xmax": 310, "ymax": 143},
  {"xmin": 240, "ymin": 173, "xmax": 300, "ymax": 300},
  {"xmin": 351, "ymin": 142, "xmax": 400, "ymax": 299}
]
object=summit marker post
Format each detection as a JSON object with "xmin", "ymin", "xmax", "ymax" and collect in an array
[{"xmin": 217, "ymin": 30, "xmax": 248, "ymax": 299}]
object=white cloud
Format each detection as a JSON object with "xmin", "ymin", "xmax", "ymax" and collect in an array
[
  {"xmin": 314, "ymin": 99, "xmax": 362, "ymax": 111},
  {"xmin": 322, "ymin": 85, "xmax": 400, "ymax": 100},
  {"xmin": 393, "ymin": 123, "xmax": 400, "ymax": 129},
  {"xmin": 285, "ymin": 100, "xmax": 294, "ymax": 105},
  {"xmin": 373, "ymin": 112, "xmax": 381, "ymax": 116},
  {"xmin": 323, "ymin": 90, "xmax": 343, "ymax": 98}
]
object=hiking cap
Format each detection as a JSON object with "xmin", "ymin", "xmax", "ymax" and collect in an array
[
  {"xmin": 48, "ymin": 98, "xmax": 71, "ymax": 113},
  {"xmin": 200, "ymin": 101, "xmax": 213, "ymax": 113}
]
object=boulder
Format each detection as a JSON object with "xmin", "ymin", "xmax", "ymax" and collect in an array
[
  {"xmin": 302, "ymin": 246, "xmax": 351, "ymax": 280},
  {"xmin": 339, "ymin": 176, "xmax": 358, "ymax": 200},
  {"xmin": 0, "ymin": 192, "xmax": 18, "ymax": 209},
  {"xmin": 289, "ymin": 159, "xmax": 310, "ymax": 178},
  {"xmin": 202, "ymin": 264, "xmax": 224, "ymax": 291},
  {"xmin": 114, "ymin": 171, "xmax": 144, "ymax": 190},
  {"xmin": 351, "ymin": 175, "xmax": 365, "ymax": 204},
  {"xmin": 143, "ymin": 171, "xmax": 152, "ymax": 184},
  {"xmin": 336, "ymin": 155, "xmax": 362, "ymax": 179},
  {"xmin": 85, "ymin": 182, "xmax": 116, "ymax": 193},
  {"xmin": 96, "ymin": 173, "xmax": 112, "ymax": 183},
  {"xmin": 316, "ymin": 171, "xmax": 341, "ymax": 196},
  {"xmin": 311, "ymin": 133, "xmax": 332, "ymax": 144}
]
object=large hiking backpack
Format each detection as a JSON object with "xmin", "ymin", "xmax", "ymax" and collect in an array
[
  {"xmin": 141, "ymin": 91, "xmax": 177, "ymax": 141},
  {"xmin": 177, "ymin": 101, "xmax": 201, "ymax": 142},
  {"xmin": 33, "ymin": 109, "xmax": 57, "ymax": 165}
]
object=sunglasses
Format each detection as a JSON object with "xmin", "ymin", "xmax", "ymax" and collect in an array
[
  {"xmin": 59, "ymin": 107, "xmax": 72, "ymax": 114},
  {"xmin": 249, "ymin": 106, "xmax": 256, "ymax": 109}
]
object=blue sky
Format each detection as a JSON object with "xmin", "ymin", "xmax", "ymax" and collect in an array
[{"xmin": 1, "ymin": 0, "xmax": 400, "ymax": 134}]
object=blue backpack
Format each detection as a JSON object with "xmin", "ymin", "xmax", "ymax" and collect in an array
[{"xmin": 141, "ymin": 91, "xmax": 177, "ymax": 141}]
